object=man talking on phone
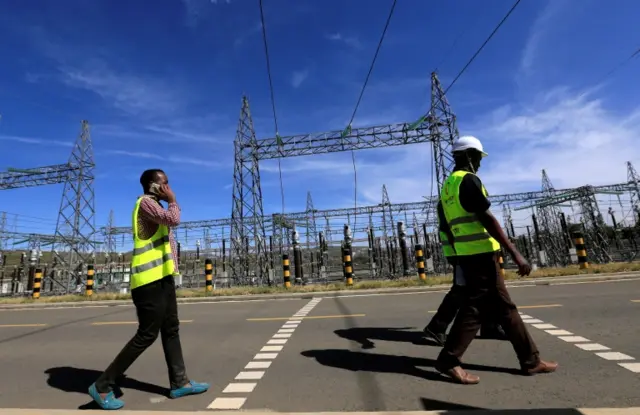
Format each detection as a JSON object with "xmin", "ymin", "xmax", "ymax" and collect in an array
[{"xmin": 89, "ymin": 169, "xmax": 209, "ymax": 410}]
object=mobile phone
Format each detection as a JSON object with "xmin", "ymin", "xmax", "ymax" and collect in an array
[{"xmin": 149, "ymin": 182, "xmax": 161, "ymax": 195}]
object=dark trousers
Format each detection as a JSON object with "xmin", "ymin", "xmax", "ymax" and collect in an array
[
  {"xmin": 95, "ymin": 276, "xmax": 189, "ymax": 393},
  {"xmin": 437, "ymin": 252, "xmax": 540, "ymax": 370},
  {"xmin": 427, "ymin": 284, "xmax": 466, "ymax": 333},
  {"xmin": 427, "ymin": 276, "xmax": 501, "ymax": 334}
]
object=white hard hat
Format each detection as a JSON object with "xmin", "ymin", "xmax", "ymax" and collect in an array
[{"xmin": 452, "ymin": 135, "xmax": 488, "ymax": 157}]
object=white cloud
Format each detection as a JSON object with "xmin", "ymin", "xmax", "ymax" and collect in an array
[
  {"xmin": 234, "ymin": 21, "xmax": 263, "ymax": 47},
  {"xmin": 326, "ymin": 32, "xmax": 361, "ymax": 49},
  {"xmin": 519, "ymin": 0, "xmax": 569, "ymax": 76},
  {"xmin": 24, "ymin": 30, "xmax": 188, "ymax": 120},
  {"xmin": 290, "ymin": 70, "xmax": 309, "ymax": 88},
  {"xmin": 0, "ymin": 135, "xmax": 73, "ymax": 147},
  {"xmin": 92, "ymin": 112, "xmax": 232, "ymax": 145},
  {"xmin": 58, "ymin": 64, "xmax": 185, "ymax": 119},
  {"xmin": 104, "ymin": 149, "xmax": 226, "ymax": 169},
  {"xmin": 473, "ymin": 90, "xmax": 640, "ymax": 192},
  {"xmin": 181, "ymin": 0, "xmax": 230, "ymax": 27},
  {"xmin": 143, "ymin": 125, "xmax": 223, "ymax": 143},
  {"xmin": 259, "ymin": 87, "xmax": 640, "ymax": 213}
]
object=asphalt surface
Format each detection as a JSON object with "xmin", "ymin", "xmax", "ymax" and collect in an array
[{"xmin": 0, "ymin": 278, "xmax": 638, "ymax": 412}]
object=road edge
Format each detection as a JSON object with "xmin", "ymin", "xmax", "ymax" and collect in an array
[
  {"xmin": 1, "ymin": 272, "xmax": 639, "ymax": 311},
  {"xmin": 0, "ymin": 408, "xmax": 639, "ymax": 414}
]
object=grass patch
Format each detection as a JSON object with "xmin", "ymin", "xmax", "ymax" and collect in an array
[{"xmin": 1, "ymin": 261, "xmax": 639, "ymax": 305}]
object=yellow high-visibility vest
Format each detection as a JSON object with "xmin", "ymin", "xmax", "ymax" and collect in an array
[
  {"xmin": 440, "ymin": 171, "xmax": 500, "ymax": 256},
  {"xmin": 130, "ymin": 197, "xmax": 175, "ymax": 290},
  {"xmin": 439, "ymin": 230, "xmax": 456, "ymax": 257}
]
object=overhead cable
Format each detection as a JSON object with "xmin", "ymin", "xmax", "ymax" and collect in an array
[
  {"xmin": 258, "ymin": 0, "xmax": 286, "ymax": 218},
  {"xmin": 440, "ymin": 0, "xmax": 523, "ymax": 98},
  {"xmin": 421, "ymin": 0, "xmax": 523, "ymax": 220},
  {"xmin": 342, "ymin": 0, "xmax": 398, "ymax": 231}
]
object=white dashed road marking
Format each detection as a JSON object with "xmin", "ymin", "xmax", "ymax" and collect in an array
[
  {"xmin": 519, "ymin": 311, "xmax": 638, "ymax": 374},
  {"xmin": 619, "ymin": 363, "xmax": 640, "ymax": 373},
  {"xmin": 576, "ymin": 343, "xmax": 610, "ymax": 351},
  {"xmin": 207, "ymin": 298, "xmax": 322, "ymax": 410},
  {"xmin": 531, "ymin": 323, "xmax": 556, "ymax": 329},
  {"xmin": 558, "ymin": 336, "xmax": 591, "ymax": 343},
  {"xmin": 546, "ymin": 329, "xmax": 573, "ymax": 336},
  {"xmin": 596, "ymin": 352, "xmax": 635, "ymax": 361}
]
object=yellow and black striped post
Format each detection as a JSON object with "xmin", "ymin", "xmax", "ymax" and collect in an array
[
  {"xmin": 414, "ymin": 244, "xmax": 426, "ymax": 281},
  {"xmin": 572, "ymin": 231, "xmax": 589, "ymax": 269},
  {"xmin": 343, "ymin": 247, "xmax": 354, "ymax": 286},
  {"xmin": 86, "ymin": 264, "xmax": 95, "ymax": 297},
  {"xmin": 205, "ymin": 259, "xmax": 213, "ymax": 292},
  {"xmin": 282, "ymin": 254, "xmax": 291, "ymax": 288},
  {"xmin": 32, "ymin": 268, "xmax": 42, "ymax": 300},
  {"xmin": 498, "ymin": 253, "xmax": 506, "ymax": 278}
]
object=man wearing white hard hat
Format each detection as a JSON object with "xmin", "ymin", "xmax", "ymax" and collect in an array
[
  {"xmin": 422, "ymin": 205, "xmax": 506, "ymax": 345},
  {"xmin": 434, "ymin": 135, "xmax": 558, "ymax": 385}
]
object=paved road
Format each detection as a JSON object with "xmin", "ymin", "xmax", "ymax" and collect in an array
[{"xmin": 0, "ymin": 278, "xmax": 638, "ymax": 412}]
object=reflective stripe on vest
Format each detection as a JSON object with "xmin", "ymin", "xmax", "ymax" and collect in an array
[
  {"xmin": 130, "ymin": 197, "xmax": 175, "ymax": 290},
  {"xmin": 440, "ymin": 170, "xmax": 500, "ymax": 256},
  {"xmin": 439, "ymin": 231, "xmax": 456, "ymax": 257}
]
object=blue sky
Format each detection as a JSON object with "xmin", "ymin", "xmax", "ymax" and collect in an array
[{"xmin": 0, "ymin": 0, "xmax": 638, "ymax": 237}]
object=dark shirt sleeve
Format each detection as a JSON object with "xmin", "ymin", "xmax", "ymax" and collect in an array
[{"xmin": 459, "ymin": 174, "xmax": 491, "ymax": 213}]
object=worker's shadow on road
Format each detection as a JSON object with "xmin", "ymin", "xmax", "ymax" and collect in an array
[
  {"xmin": 301, "ymin": 349, "xmax": 522, "ymax": 384},
  {"xmin": 334, "ymin": 326, "xmax": 438, "ymax": 349},
  {"xmin": 45, "ymin": 366, "xmax": 169, "ymax": 410}
]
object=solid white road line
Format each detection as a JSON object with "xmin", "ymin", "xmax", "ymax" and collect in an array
[
  {"xmin": 207, "ymin": 298, "xmax": 322, "ymax": 410},
  {"xmin": 3, "ymin": 275, "xmax": 638, "ymax": 314}
]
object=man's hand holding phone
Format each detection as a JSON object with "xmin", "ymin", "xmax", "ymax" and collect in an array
[
  {"xmin": 149, "ymin": 182, "xmax": 176, "ymax": 203},
  {"xmin": 157, "ymin": 184, "xmax": 176, "ymax": 203}
]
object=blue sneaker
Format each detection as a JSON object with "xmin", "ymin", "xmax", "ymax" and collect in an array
[
  {"xmin": 169, "ymin": 381, "xmax": 210, "ymax": 399},
  {"xmin": 88, "ymin": 383, "xmax": 125, "ymax": 410}
]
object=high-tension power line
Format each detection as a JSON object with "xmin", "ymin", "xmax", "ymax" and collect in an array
[
  {"xmin": 421, "ymin": 0, "xmax": 523, "ymax": 208},
  {"xmin": 341, "ymin": 0, "xmax": 398, "ymax": 230},
  {"xmin": 258, "ymin": 0, "xmax": 286, "ymax": 217}
]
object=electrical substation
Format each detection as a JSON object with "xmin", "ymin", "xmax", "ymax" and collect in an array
[{"xmin": 1, "ymin": 73, "xmax": 639, "ymax": 297}]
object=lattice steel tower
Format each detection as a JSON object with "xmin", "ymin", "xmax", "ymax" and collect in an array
[
  {"xmin": 104, "ymin": 209, "xmax": 116, "ymax": 256},
  {"xmin": 52, "ymin": 120, "xmax": 96, "ymax": 288},
  {"xmin": 228, "ymin": 72, "xmax": 456, "ymax": 283},
  {"xmin": 537, "ymin": 170, "xmax": 568, "ymax": 266},
  {"xmin": 230, "ymin": 96, "xmax": 269, "ymax": 283},
  {"xmin": 627, "ymin": 161, "xmax": 640, "ymax": 221},
  {"xmin": 429, "ymin": 72, "xmax": 460, "ymax": 194}
]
